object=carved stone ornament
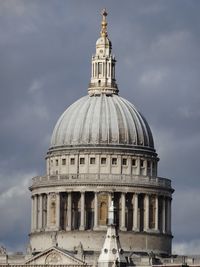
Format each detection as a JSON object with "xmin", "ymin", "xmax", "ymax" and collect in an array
[
  {"xmin": 45, "ymin": 252, "xmax": 62, "ymax": 264},
  {"xmin": 50, "ymin": 193, "xmax": 57, "ymax": 201},
  {"xmin": 26, "ymin": 243, "xmax": 32, "ymax": 255},
  {"xmin": 0, "ymin": 246, "xmax": 6, "ymax": 255},
  {"xmin": 76, "ymin": 242, "xmax": 84, "ymax": 260},
  {"xmin": 51, "ymin": 232, "xmax": 58, "ymax": 247}
]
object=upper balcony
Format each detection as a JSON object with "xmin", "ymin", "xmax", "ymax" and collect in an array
[{"xmin": 31, "ymin": 173, "xmax": 172, "ymax": 191}]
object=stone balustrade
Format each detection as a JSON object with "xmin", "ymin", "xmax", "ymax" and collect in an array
[{"xmin": 31, "ymin": 174, "xmax": 171, "ymax": 189}]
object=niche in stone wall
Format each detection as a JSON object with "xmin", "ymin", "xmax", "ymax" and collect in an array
[
  {"xmin": 126, "ymin": 193, "xmax": 133, "ymax": 231},
  {"xmin": 98, "ymin": 193, "xmax": 108, "ymax": 225},
  {"xmin": 114, "ymin": 192, "xmax": 121, "ymax": 227},
  {"xmin": 72, "ymin": 192, "xmax": 81, "ymax": 230},
  {"xmin": 60, "ymin": 193, "xmax": 68, "ymax": 230},
  {"xmin": 85, "ymin": 192, "xmax": 94, "ymax": 230},
  {"xmin": 138, "ymin": 194, "xmax": 144, "ymax": 231},
  {"xmin": 149, "ymin": 196, "xmax": 155, "ymax": 229}
]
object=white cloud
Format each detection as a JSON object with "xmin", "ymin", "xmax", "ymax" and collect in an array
[
  {"xmin": 0, "ymin": 0, "xmax": 26, "ymax": 17},
  {"xmin": 28, "ymin": 80, "xmax": 43, "ymax": 93},
  {"xmin": 0, "ymin": 172, "xmax": 35, "ymax": 206},
  {"xmin": 178, "ymin": 106, "xmax": 200, "ymax": 119},
  {"xmin": 138, "ymin": 3, "xmax": 165, "ymax": 15},
  {"xmin": 139, "ymin": 69, "xmax": 168, "ymax": 88},
  {"xmin": 0, "ymin": 172, "xmax": 35, "ymax": 251},
  {"xmin": 173, "ymin": 240, "xmax": 200, "ymax": 255},
  {"xmin": 152, "ymin": 30, "xmax": 192, "ymax": 55}
]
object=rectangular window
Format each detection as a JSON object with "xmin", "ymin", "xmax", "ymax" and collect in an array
[
  {"xmin": 101, "ymin": 157, "xmax": 107, "ymax": 165},
  {"xmin": 62, "ymin": 159, "xmax": 66, "ymax": 165},
  {"xmin": 132, "ymin": 159, "xmax": 136, "ymax": 166},
  {"xmin": 112, "ymin": 158, "xmax": 117, "ymax": 165},
  {"xmin": 140, "ymin": 159, "xmax": 144, "ymax": 167},
  {"xmin": 122, "ymin": 158, "xmax": 127, "ymax": 166},
  {"xmin": 80, "ymin": 158, "xmax": 85, "ymax": 165},
  {"xmin": 147, "ymin": 161, "xmax": 151, "ymax": 168},
  {"xmin": 90, "ymin": 157, "xmax": 95, "ymax": 164},
  {"xmin": 55, "ymin": 159, "xmax": 58, "ymax": 166},
  {"xmin": 70, "ymin": 158, "xmax": 75, "ymax": 165}
]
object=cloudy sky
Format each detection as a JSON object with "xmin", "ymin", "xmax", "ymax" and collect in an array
[{"xmin": 0, "ymin": 0, "xmax": 200, "ymax": 255}]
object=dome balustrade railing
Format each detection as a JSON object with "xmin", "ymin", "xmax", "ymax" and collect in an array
[{"xmin": 31, "ymin": 173, "xmax": 171, "ymax": 188}]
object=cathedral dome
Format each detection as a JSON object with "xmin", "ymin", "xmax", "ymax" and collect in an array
[
  {"xmin": 50, "ymin": 94, "xmax": 154, "ymax": 151},
  {"xmin": 50, "ymin": 9, "xmax": 154, "ymax": 153},
  {"xmin": 30, "ymin": 10, "xmax": 173, "ymax": 257}
]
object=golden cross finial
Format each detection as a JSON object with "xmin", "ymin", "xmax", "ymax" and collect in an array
[{"xmin": 100, "ymin": 8, "xmax": 108, "ymax": 37}]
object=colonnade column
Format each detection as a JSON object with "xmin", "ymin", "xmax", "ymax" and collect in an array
[
  {"xmin": 66, "ymin": 192, "xmax": 72, "ymax": 231},
  {"xmin": 33, "ymin": 194, "xmax": 38, "ymax": 230},
  {"xmin": 167, "ymin": 197, "xmax": 171, "ymax": 234},
  {"xmin": 162, "ymin": 197, "xmax": 166, "ymax": 233},
  {"xmin": 56, "ymin": 192, "xmax": 60, "ymax": 230},
  {"xmin": 108, "ymin": 192, "xmax": 112, "ymax": 208},
  {"xmin": 144, "ymin": 194, "xmax": 149, "ymax": 231},
  {"xmin": 38, "ymin": 194, "xmax": 43, "ymax": 230},
  {"xmin": 155, "ymin": 195, "xmax": 159, "ymax": 231},
  {"xmin": 46, "ymin": 193, "xmax": 51, "ymax": 229},
  {"xmin": 94, "ymin": 192, "xmax": 98, "ymax": 230},
  {"xmin": 79, "ymin": 192, "xmax": 85, "ymax": 230},
  {"xmin": 133, "ymin": 193, "xmax": 139, "ymax": 231},
  {"xmin": 107, "ymin": 192, "xmax": 112, "ymax": 224},
  {"xmin": 120, "ymin": 192, "xmax": 127, "ymax": 231},
  {"xmin": 31, "ymin": 196, "xmax": 34, "ymax": 232}
]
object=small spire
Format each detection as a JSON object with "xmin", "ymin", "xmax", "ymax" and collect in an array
[{"xmin": 100, "ymin": 8, "xmax": 108, "ymax": 37}]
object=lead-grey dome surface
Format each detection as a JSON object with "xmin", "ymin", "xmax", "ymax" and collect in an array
[{"xmin": 50, "ymin": 94, "xmax": 154, "ymax": 150}]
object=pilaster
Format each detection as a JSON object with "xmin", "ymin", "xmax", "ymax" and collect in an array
[{"xmin": 144, "ymin": 194, "xmax": 149, "ymax": 232}]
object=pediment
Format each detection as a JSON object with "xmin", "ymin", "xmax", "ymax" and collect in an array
[{"xmin": 25, "ymin": 246, "xmax": 84, "ymax": 265}]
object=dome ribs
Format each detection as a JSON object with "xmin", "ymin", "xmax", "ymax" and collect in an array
[
  {"xmin": 74, "ymin": 97, "xmax": 90, "ymax": 144},
  {"xmin": 121, "ymin": 98, "xmax": 153, "ymax": 148},
  {"xmin": 50, "ymin": 95, "xmax": 154, "ymax": 150},
  {"xmin": 107, "ymin": 95, "xmax": 120, "ymax": 144},
  {"xmin": 117, "ymin": 96, "xmax": 136, "ymax": 144},
  {"xmin": 90, "ymin": 96, "xmax": 101, "ymax": 143},
  {"xmin": 113, "ymin": 96, "xmax": 128, "ymax": 144},
  {"xmin": 66, "ymin": 97, "xmax": 87, "ymax": 145},
  {"xmin": 104, "ymin": 95, "xmax": 111, "ymax": 143},
  {"xmin": 99, "ymin": 95, "xmax": 107, "ymax": 143},
  {"xmin": 82, "ymin": 96, "xmax": 96, "ymax": 144},
  {"xmin": 120, "ymin": 98, "xmax": 141, "ymax": 146}
]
